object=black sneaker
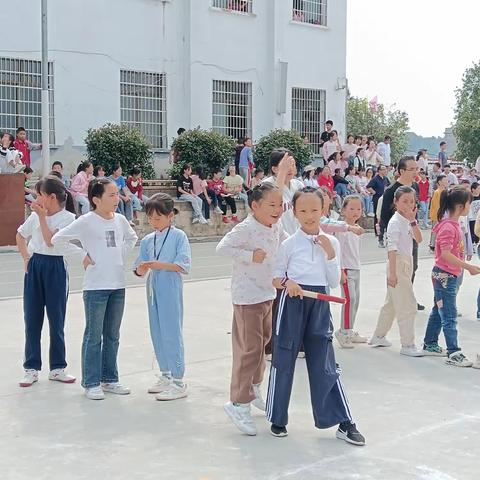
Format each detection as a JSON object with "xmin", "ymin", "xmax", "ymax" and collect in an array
[
  {"xmin": 271, "ymin": 424, "xmax": 288, "ymax": 437},
  {"xmin": 417, "ymin": 303, "xmax": 425, "ymax": 311},
  {"xmin": 378, "ymin": 240, "xmax": 385, "ymax": 248},
  {"xmin": 336, "ymin": 421, "xmax": 365, "ymax": 446}
]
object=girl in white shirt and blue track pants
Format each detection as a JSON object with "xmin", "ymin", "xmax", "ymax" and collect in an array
[
  {"xmin": 267, "ymin": 187, "xmax": 365, "ymax": 446},
  {"xmin": 52, "ymin": 178, "xmax": 138, "ymax": 400},
  {"xmin": 16, "ymin": 176, "xmax": 78, "ymax": 387}
]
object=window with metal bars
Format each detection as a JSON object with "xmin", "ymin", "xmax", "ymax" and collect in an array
[
  {"xmin": 212, "ymin": 0, "xmax": 253, "ymax": 13},
  {"xmin": 120, "ymin": 70, "xmax": 167, "ymax": 149},
  {"xmin": 292, "ymin": 0, "xmax": 327, "ymax": 26},
  {"xmin": 212, "ymin": 80, "xmax": 252, "ymax": 141},
  {"xmin": 0, "ymin": 57, "xmax": 55, "ymax": 144},
  {"xmin": 291, "ymin": 87, "xmax": 326, "ymax": 155}
]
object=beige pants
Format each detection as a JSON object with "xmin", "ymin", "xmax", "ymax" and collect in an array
[
  {"xmin": 230, "ymin": 300, "xmax": 273, "ymax": 404},
  {"xmin": 373, "ymin": 254, "xmax": 417, "ymax": 347}
]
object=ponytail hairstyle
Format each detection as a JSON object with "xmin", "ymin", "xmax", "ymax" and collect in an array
[
  {"xmin": 48, "ymin": 171, "xmax": 76, "ymax": 213},
  {"xmin": 36, "ymin": 175, "xmax": 69, "ymax": 209},
  {"xmin": 437, "ymin": 185, "xmax": 473, "ymax": 222},
  {"xmin": 88, "ymin": 177, "xmax": 115, "ymax": 210},
  {"xmin": 77, "ymin": 160, "xmax": 92, "ymax": 174},
  {"xmin": 248, "ymin": 182, "xmax": 280, "ymax": 208}
]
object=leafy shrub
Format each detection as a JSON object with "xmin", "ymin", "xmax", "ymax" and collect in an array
[{"xmin": 85, "ymin": 123, "xmax": 155, "ymax": 178}]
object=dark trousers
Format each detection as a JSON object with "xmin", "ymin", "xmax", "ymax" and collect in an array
[
  {"xmin": 220, "ymin": 196, "xmax": 237, "ymax": 215},
  {"xmin": 23, "ymin": 253, "xmax": 68, "ymax": 371},
  {"xmin": 198, "ymin": 193, "xmax": 210, "ymax": 220},
  {"xmin": 266, "ymin": 286, "xmax": 352, "ymax": 428},
  {"xmin": 412, "ymin": 240, "xmax": 418, "ymax": 283},
  {"xmin": 373, "ymin": 197, "xmax": 385, "ymax": 241}
]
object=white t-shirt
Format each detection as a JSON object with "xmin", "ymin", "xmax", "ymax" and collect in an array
[
  {"xmin": 263, "ymin": 176, "xmax": 304, "ymax": 235},
  {"xmin": 216, "ymin": 215, "xmax": 288, "ymax": 305},
  {"xmin": 0, "ymin": 147, "xmax": 18, "ymax": 173},
  {"xmin": 335, "ymin": 230, "xmax": 361, "ymax": 270},
  {"xmin": 51, "ymin": 212, "xmax": 138, "ymax": 290},
  {"xmin": 17, "ymin": 210, "xmax": 78, "ymax": 256},
  {"xmin": 275, "ymin": 229, "xmax": 341, "ymax": 288},
  {"xmin": 386, "ymin": 212, "xmax": 413, "ymax": 257}
]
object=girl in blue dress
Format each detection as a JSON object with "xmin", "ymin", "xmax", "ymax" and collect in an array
[{"xmin": 134, "ymin": 193, "xmax": 191, "ymax": 401}]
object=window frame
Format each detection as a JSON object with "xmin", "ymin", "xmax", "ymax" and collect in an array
[{"xmin": 292, "ymin": 0, "xmax": 328, "ymax": 27}]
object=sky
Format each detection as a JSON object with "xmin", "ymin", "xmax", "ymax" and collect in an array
[{"xmin": 346, "ymin": 0, "xmax": 480, "ymax": 138}]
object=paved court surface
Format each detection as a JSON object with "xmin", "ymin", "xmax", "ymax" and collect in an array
[{"xmin": 2, "ymin": 246, "xmax": 480, "ymax": 479}]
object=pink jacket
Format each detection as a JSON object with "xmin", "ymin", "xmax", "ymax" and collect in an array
[
  {"xmin": 434, "ymin": 219, "xmax": 464, "ymax": 276},
  {"xmin": 70, "ymin": 171, "xmax": 91, "ymax": 197}
]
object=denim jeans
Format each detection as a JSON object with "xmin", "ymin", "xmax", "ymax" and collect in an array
[
  {"xmin": 423, "ymin": 267, "xmax": 460, "ymax": 355},
  {"xmin": 117, "ymin": 198, "xmax": 133, "ymax": 221},
  {"xmin": 76, "ymin": 195, "xmax": 90, "ymax": 215},
  {"xmin": 179, "ymin": 193, "xmax": 204, "ymax": 219},
  {"xmin": 363, "ymin": 194, "xmax": 373, "ymax": 215},
  {"xmin": 477, "ymin": 288, "xmax": 480, "ymax": 319},
  {"xmin": 419, "ymin": 201, "xmax": 430, "ymax": 227},
  {"xmin": 82, "ymin": 289, "xmax": 125, "ymax": 388}
]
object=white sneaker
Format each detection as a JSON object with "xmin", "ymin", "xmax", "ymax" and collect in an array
[
  {"xmin": 224, "ymin": 402, "xmax": 257, "ymax": 436},
  {"xmin": 368, "ymin": 335, "xmax": 392, "ymax": 347},
  {"xmin": 148, "ymin": 375, "xmax": 171, "ymax": 394},
  {"xmin": 214, "ymin": 206, "xmax": 223, "ymax": 214},
  {"xmin": 19, "ymin": 369, "xmax": 38, "ymax": 387},
  {"xmin": 192, "ymin": 217, "xmax": 200, "ymax": 224},
  {"xmin": 155, "ymin": 382, "xmax": 187, "ymax": 401},
  {"xmin": 335, "ymin": 330, "xmax": 354, "ymax": 349},
  {"xmin": 472, "ymin": 355, "xmax": 480, "ymax": 369},
  {"xmin": 101, "ymin": 382, "xmax": 131, "ymax": 395},
  {"xmin": 85, "ymin": 386, "xmax": 105, "ymax": 400},
  {"xmin": 400, "ymin": 345, "xmax": 425, "ymax": 357},
  {"xmin": 251, "ymin": 384, "xmax": 266, "ymax": 411},
  {"xmin": 350, "ymin": 331, "xmax": 368, "ymax": 344},
  {"xmin": 49, "ymin": 368, "xmax": 76, "ymax": 384},
  {"xmin": 199, "ymin": 217, "xmax": 208, "ymax": 225},
  {"xmin": 367, "ymin": 212, "xmax": 375, "ymax": 217},
  {"xmin": 445, "ymin": 352, "xmax": 473, "ymax": 367}
]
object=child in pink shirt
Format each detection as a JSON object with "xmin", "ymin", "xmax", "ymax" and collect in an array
[{"xmin": 423, "ymin": 186, "xmax": 480, "ymax": 367}]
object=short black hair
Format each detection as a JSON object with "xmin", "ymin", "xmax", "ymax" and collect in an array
[
  {"xmin": 434, "ymin": 162, "xmax": 441, "ymax": 168},
  {"xmin": 93, "ymin": 165, "xmax": 104, "ymax": 177},
  {"xmin": 325, "ymin": 120, "xmax": 333, "ymax": 126},
  {"xmin": 23, "ymin": 166, "xmax": 33, "ymax": 174},
  {"xmin": 52, "ymin": 160, "xmax": 63, "ymax": 169},
  {"xmin": 472, "ymin": 182, "xmax": 479, "ymax": 190},
  {"xmin": 16, "ymin": 127, "xmax": 26, "ymax": 133},
  {"xmin": 397, "ymin": 155, "xmax": 415, "ymax": 174},
  {"xmin": 177, "ymin": 127, "xmax": 186, "ymax": 136},
  {"xmin": 88, "ymin": 177, "xmax": 115, "ymax": 210},
  {"xmin": 440, "ymin": 141, "xmax": 446, "ymax": 147},
  {"xmin": 270, "ymin": 148, "xmax": 293, "ymax": 171},
  {"xmin": 292, "ymin": 187, "xmax": 325, "ymax": 209},
  {"xmin": 145, "ymin": 193, "xmax": 178, "ymax": 217},
  {"xmin": 384, "ymin": 135, "xmax": 391, "ymax": 141},
  {"xmin": 444, "ymin": 164, "xmax": 451, "ymax": 169},
  {"xmin": 182, "ymin": 164, "xmax": 191, "ymax": 174},
  {"xmin": 111, "ymin": 163, "xmax": 122, "ymax": 175},
  {"xmin": 130, "ymin": 167, "xmax": 141, "ymax": 176},
  {"xmin": 248, "ymin": 182, "xmax": 280, "ymax": 208}
]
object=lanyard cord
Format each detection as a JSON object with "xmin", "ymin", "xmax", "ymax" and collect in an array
[{"xmin": 154, "ymin": 226, "xmax": 171, "ymax": 261}]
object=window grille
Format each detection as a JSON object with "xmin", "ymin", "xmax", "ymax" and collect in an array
[
  {"xmin": 212, "ymin": 0, "xmax": 253, "ymax": 14},
  {"xmin": 291, "ymin": 87, "xmax": 326, "ymax": 155},
  {"xmin": 212, "ymin": 80, "xmax": 252, "ymax": 141},
  {"xmin": 120, "ymin": 70, "xmax": 167, "ymax": 149},
  {"xmin": 292, "ymin": 0, "xmax": 327, "ymax": 26},
  {"xmin": 0, "ymin": 57, "xmax": 55, "ymax": 144}
]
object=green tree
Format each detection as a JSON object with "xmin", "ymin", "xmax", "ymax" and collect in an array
[
  {"xmin": 454, "ymin": 61, "xmax": 480, "ymax": 162},
  {"xmin": 167, "ymin": 128, "xmax": 235, "ymax": 179},
  {"xmin": 254, "ymin": 129, "xmax": 312, "ymax": 172},
  {"xmin": 346, "ymin": 97, "xmax": 409, "ymax": 164},
  {"xmin": 85, "ymin": 123, "xmax": 155, "ymax": 178}
]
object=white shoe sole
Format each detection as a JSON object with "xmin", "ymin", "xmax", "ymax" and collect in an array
[
  {"xmin": 85, "ymin": 391, "xmax": 105, "ymax": 400},
  {"xmin": 472, "ymin": 364, "xmax": 480, "ymax": 369},
  {"xmin": 445, "ymin": 360, "xmax": 473, "ymax": 367},
  {"xmin": 400, "ymin": 351, "xmax": 424, "ymax": 357},
  {"xmin": 270, "ymin": 428, "xmax": 288, "ymax": 438},
  {"xmin": 422, "ymin": 351, "xmax": 447, "ymax": 357},
  {"xmin": 102, "ymin": 387, "xmax": 131, "ymax": 395},
  {"xmin": 335, "ymin": 430, "xmax": 366, "ymax": 446},
  {"xmin": 335, "ymin": 332, "xmax": 354, "ymax": 349},
  {"xmin": 224, "ymin": 404, "xmax": 257, "ymax": 436},
  {"xmin": 251, "ymin": 399, "xmax": 266, "ymax": 412},
  {"xmin": 156, "ymin": 391, "xmax": 187, "ymax": 401},
  {"xmin": 49, "ymin": 375, "xmax": 76, "ymax": 383},
  {"xmin": 19, "ymin": 379, "xmax": 38, "ymax": 388}
]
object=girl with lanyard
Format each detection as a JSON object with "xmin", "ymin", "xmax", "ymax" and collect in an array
[{"xmin": 134, "ymin": 193, "xmax": 192, "ymax": 401}]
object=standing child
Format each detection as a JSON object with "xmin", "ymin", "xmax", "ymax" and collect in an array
[
  {"xmin": 216, "ymin": 183, "xmax": 285, "ymax": 436},
  {"xmin": 14, "ymin": 127, "xmax": 41, "ymax": 167},
  {"xmin": 134, "ymin": 193, "xmax": 191, "ymax": 400},
  {"xmin": 370, "ymin": 186, "xmax": 424, "ymax": 357},
  {"xmin": 468, "ymin": 182, "xmax": 480, "ymax": 250},
  {"xmin": 334, "ymin": 195, "xmax": 367, "ymax": 348},
  {"xmin": 417, "ymin": 170, "xmax": 430, "ymax": 229},
  {"xmin": 267, "ymin": 187, "xmax": 365, "ymax": 445},
  {"xmin": 51, "ymin": 178, "xmax": 138, "ymax": 399},
  {"xmin": 423, "ymin": 186, "xmax": 480, "ymax": 366},
  {"xmin": 16, "ymin": 176, "xmax": 78, "ymax": 387}
]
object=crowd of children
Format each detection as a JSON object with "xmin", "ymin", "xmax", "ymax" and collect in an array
[{"xmin": 12, "ymin": 125, "xmax": 480, "ymax": 448}]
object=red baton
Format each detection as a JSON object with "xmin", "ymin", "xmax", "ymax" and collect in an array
[{"xmin": 301, "ymin": 290, "xmax": 346, "ymax": 304}]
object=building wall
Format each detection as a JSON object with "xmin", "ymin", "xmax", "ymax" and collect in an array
[{"xmin": 1, "ymin": 0, "xmax": 347, "ymax": 176}]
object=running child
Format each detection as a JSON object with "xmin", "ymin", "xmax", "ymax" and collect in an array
[
  {"xmin": 16, "ymin": 176, "xmax": 78, "ymax": 387},
  {"xmin": 334, "ymin": 195, "xmax": 367, "ymax": 349},
  {"xmin": 423, "ymin": 186, "xmax": 480, "ymax": 366},
  {"xmin": 267, "ymin": 187, "xmax": 365, "ymax": 446},
  {"xmin": 370, "ymin": 186, "xmax": 424, "ymax": 357},
  {"xmin": 216, "ymin": 183, "xmax": 285, "ymax": 436},
  {"xmin": 134, "ymin": 193, "xmax": 191, "ymax": 401},
  {"xmin": 52, "ymin": 178, "xmax": 138, "ymax": 400}
]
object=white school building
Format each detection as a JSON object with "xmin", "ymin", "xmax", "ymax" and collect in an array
[{"xmin": 0, "ymin": 0, "xmax": 347, "ymax": 176}]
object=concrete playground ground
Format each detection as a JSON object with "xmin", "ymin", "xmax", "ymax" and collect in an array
[{"xmin": 1, "ymin": 246, "xmax": 480, "ymax": 479}]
